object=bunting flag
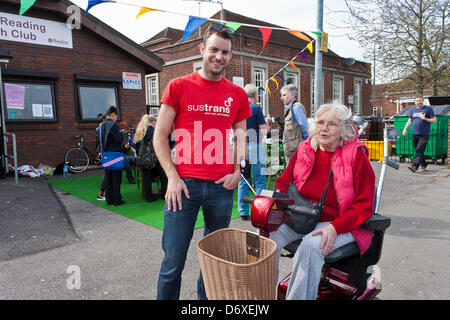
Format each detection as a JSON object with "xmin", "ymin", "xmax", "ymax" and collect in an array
[
  {"xmin": 299, "ymin": 52, "xmax": 309, "ymax": 60},
  {"xmin": 258, "ymin": 27, "xmax": 272, "ymax": 55},
  {"xmin": 307, "ymin": 41, "xmax": 314, "ymax": 54},
  {"xmin": 311, "ymin": 31, "xmax": 324, "ymax": 41},
  {"xmin": 270, "ymin": 77, "xmax": 279, "ymax": 89},
  {"xmin": 287, "ymin": 30, "xmax": 311, "ymax": 42},
  {"xmin": 289, "ymin": 60, "xmax": 299, "ymax": 71},
  {"xmin": 225, "ymin": 22, "xmax": 242, "ymax": 32},
  {"xmin": 19, "ymin": 0, "xmax": 36, "ymax": 15},
  {"xmin": 136, "ymin": 7, "xmax": 161, "ymax": 20},
  {"xmin": 182, "ymin": 16, "xmax": 207, "ymax": 42},
  {"xmin": 86, "ymin": 0, "xmax": 116, "ymax": 14},
  {"xmin": 275, "ymin": 73, "xmax": 286, "ymax": 84},
  {"xmin": 264, "ymin": 82, "xmax": 271, "ymax": 95},
  {"xmin": 258, "ymin": 87, "xmax": 265, "ymax": 93}
]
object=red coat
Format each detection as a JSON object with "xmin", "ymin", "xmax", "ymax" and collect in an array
[{"xmin": 275, "ymin": 137, "xmax": 375, "ymax": 254}]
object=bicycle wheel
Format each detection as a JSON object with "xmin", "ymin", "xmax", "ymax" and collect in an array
[{"xmin": 64, "ymin": 147, "xmax": 90, "ymax": 173}]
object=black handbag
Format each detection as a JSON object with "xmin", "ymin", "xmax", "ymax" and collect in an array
[{"xmin": 285, "ymin": 167, "xmax": 333, "ymax": 234}]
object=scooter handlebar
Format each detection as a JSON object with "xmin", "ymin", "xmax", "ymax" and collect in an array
[
  {"xmin": 286, "ymin": 205, "xmax": 321, "ymax": 217},
  {"xmin": 243, "ymin": 196, "xmax": 254, "ymax": 204}
]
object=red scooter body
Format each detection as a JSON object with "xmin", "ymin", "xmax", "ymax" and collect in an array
[{"xmin": 246, "ymin": 191, "xmax": 387, "ymax": 300}]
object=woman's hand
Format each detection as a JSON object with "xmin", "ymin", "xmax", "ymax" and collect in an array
[{"xmin": 312, "ymin": 224, "xmax": 337, "ymax": 256}]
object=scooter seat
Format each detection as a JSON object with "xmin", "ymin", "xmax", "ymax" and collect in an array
[{"xmin": 283, "ymin": 239, "xmax": 361, "ymax": 264}]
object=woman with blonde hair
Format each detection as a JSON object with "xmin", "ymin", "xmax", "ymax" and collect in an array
[
  {"xmin": 134, "ymin": 114, "xmax": 158, "ymax": 202},
  {"xmin": 271, "ymin": 102, "xmax": 375, "ymax": 299}
]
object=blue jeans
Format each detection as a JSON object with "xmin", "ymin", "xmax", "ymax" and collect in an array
[
  {"xmin": 238, "ymin": 144, "xmax": 266, "ymax": 216},
  {"xmin": 157, "ymin": 179, "xmax": 234, "ymax": 300}
]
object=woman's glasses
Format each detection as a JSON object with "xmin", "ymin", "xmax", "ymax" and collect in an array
[
  {"xmin": 210, "ymin": 23, "xmax": 235, "ymax": 35},
  {"xmin": 314, "ymin": 120, "xmax": 342, "ymax": 131}
]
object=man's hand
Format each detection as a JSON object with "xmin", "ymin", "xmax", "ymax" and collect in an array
[
  {"xmin": 215, "ymin": 171, "xmax": 241, "ymax": 190},
  {"xmin": 165, "ymin": 177, "xmax": 190, "ymax": 212},
  {"xmin": 402, "ymin": 128, "xmax": 408, "ymax": 136}
]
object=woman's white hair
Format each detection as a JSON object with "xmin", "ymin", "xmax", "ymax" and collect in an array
[{"xmin": 308, "ymin": 102, "xmax": 357, "ymax": 150}]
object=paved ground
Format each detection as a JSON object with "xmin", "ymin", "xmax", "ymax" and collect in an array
[{"xmin": 0, "ymin": 162, "xmax": 449, "ymax": 300}]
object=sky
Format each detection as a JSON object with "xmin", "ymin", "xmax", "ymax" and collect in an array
[{"xmin": 69, "ymin": 0, "xmax": 367, "ymax": 62}]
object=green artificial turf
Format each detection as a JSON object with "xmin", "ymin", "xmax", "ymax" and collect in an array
[{"xmin": 47, "ymin": 173, "xmax": 243, "ymax": 230}]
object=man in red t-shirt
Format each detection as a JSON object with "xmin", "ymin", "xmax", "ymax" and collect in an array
[{"xmin": 154, "ymin": 25, "xmax": 251, "ymax": 300}]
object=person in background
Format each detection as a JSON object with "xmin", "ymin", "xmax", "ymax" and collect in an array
[
  {"xmin": 267, "ymin": 84, "xmax": 309, "ymax": 164},
  {"xmin": 402, "ymin": 94, "xmax": 436, "ymax": 173},
  {"xmin": 96, "ymin": 113, "xmax": 107, "ymax": 201},
  {"xmin": 271, "ymin": 102, "xmax": 375, "ymax": 300},
  {"xmin": 237, "ymin": 83, "xmax": 271, "ymax": 220},
  {"xmin": 100, "ymin": 106, "xmax": 125, "ymax": 206},
  {"xmin": 134, "ymin": 114, "xmax": 158, "ymax": 202}
]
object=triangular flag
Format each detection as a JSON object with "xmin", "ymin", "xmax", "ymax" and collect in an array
[
  {"xmin": 225, "ymin": 22, "xmax": 242, "ymax": 32},
  {"xmin": 86, "ymin": 0, "xmax": 115, "ymax": 14},
  {"xmin": 264, "ymin": 83, "xmax": 271, "ymax": 95},
  {"xmin": 289, "ymin": 60, "xmax": 299, "ymax": 71},
  {"xmin": 288, "ymin": 30, "xmax": 311, "ymax": 42},
  {"xmin": 275, "ymin": 73, "xmax": 286, "ymax": 83},
  {"xmin": 136, "ymin": 7, "xmax": 161, "ymax": 20},
  {"xmin": 299, "ymin": 52, "xmax": 309, "ymax": 60},
  {"xmin": 19, "ymin": 0, "xmax": 36, "ymax": 15},
  {"xmin": 258, "ymin": 27, "xmax": 272, "ymax": 55},
  {"xmin": 270, "ymin": 77, "xmax": 279, "ymax": 89},
  {"xmin": 182, "ymin": 16, "xmax": 207, "ymax": 42},
  {"xmin": 307, "ymin": 41, "xmax": 314, "ymax": 54},
  {"xmin": 312, "ymin": 32, "xmax": 324, "ymax": 41},
  {"xmin": 258, "ymin": 87, "xmax": 265, "ymax": 93},
  {"xmin": 282, "ymin": 67, "xmax": 290, "ymax": 73}
]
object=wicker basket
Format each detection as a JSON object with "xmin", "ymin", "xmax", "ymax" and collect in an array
[{"xmin": 197, "ymin": 228, "xmax": 277, "ymax": 300}]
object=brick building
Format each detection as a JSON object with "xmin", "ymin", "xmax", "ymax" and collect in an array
[
  {"xmin": 142, "ymin": 10, "xmax": 373, "ymax": 120},
  {"xmin": 0, "ymin": 0, "xmax": 163, "ymax": 168}
]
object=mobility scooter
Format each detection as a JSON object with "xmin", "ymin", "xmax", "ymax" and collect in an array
[{"xmin": 243, "ymin": 119, "xmax": 399, "ymax": 300}]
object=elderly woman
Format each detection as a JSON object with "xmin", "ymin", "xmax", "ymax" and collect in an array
[{"xmin": 271, "ymin": 102, "xmax": 375, "ymax": 300}]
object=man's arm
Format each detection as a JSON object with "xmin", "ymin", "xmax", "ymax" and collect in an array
[
  {"xmin": 292, "ymin": 104, "xmax": 309, "ymax": 139},
  {"xmin": 402, "ymin": 118, "xmax": 412, "ymax": 136},
  {"xmin": 215, "ymin": 119, "xmax": 247, "ymax": 190},
  {"xmin": 154, "ymin": 104, "xmax": 189, "ymax": 212}
]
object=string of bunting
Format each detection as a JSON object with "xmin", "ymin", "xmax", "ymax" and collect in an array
[
  {"xmin": 18, "ymin": 0, "xmax": 327, "ymax": 95},
  {"xmin": 258, "ymin": 39, "xmax": 316, "ymax": 96}
]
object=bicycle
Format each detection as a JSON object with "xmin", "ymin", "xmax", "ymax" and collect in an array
[{"xmin": 64, "ymin": 134, "xmax": 101, "ymax": 173}]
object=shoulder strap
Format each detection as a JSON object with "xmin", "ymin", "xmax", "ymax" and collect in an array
[
  {"xmin": 99, "ymin": 121, "xmax": 113, "ymax": 153},
  {"xmin": 319, "ymin": 165, "xmax": 333, "ymax": 208}
]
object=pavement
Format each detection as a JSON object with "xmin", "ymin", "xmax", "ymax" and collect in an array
[{"xmin": 0, "ymin": 161, "xmax": 449, "ymax": 300}]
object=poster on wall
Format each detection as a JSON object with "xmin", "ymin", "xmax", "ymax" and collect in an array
[
  {"xmin": 122, "ymin": 72, "xmax": 142, "ymax": 90},
  {"xmin": 0, "ymin": 11, "xmax": 73, "ymax": 49},
  {"xmin": 5, "ymin": 83, "xmax": 25, "ymax": 109}
]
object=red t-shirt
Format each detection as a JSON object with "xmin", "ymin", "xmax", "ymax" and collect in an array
[{"xmin": 161, "ymin": 72, "xmax": 251, "ymax": 180}]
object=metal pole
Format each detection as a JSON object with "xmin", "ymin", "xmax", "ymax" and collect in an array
[
  {"xmin": 0, "ymin": 65, "xmax": 8, "ymax": 177},
  {"xmin": 373, "ymin": 42, "xmax": 376, "ymax": 101},
  {"xmin": 313, "ymin": 0, "xmax": 324, "ymax": 116}
]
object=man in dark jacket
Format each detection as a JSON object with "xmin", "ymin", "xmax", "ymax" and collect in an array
[{"xmin": 100, "ymin": 106, "xmax": 125, "ymax": 205}]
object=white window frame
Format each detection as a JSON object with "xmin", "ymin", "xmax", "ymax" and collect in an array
[
  {"xmin": 251, "ymin": 61, "xmax": 268, "ymax": 115},
  {"xmin": 145, "ymin": 73, "xmax": 159, "ymax": 106},
  {"xmin": 332, "ymin": 75, "xmax": 344, "ymax": 104},
  {"xmin": 284, "ymin": 67, "xmax": 301, "ymax": 101},
  {"xmin": 353, "ymin": 78, "xmax": 362, "ymax": 115},
  {"xmin": 310, "ymin": 71, "xmax": 324, "ymax": 115}
]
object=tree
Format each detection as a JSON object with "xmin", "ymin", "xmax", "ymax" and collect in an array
[{"xmin": 344, "ymin": 0, "xmax": 449, "ymax": 95}]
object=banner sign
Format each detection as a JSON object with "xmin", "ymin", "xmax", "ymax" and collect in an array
[
  {"xmin": 122, "ymin": 72, "xmax": 142, "ymax": 90},
  {"xmin": 0, "ymin": 11, "xmax": 73, "ymax": 49}
]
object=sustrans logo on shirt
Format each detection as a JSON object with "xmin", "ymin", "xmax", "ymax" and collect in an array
[{"xmin": 187, "ymin": 97, "xmax": 233, "ymax": 116}]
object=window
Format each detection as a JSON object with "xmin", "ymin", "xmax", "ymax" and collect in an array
[
  {"xmin": 4, "ymin": 81, "xmax": 56, "ymax": 122},
  {"xmin": 146, "ymin": 73, "xmax": 159, "ymax": 106},
  {"xmin": 251, "ymin": 61, "xmax": 268, "ymax": 115},
  {"xmin": 284, "ymin": 68, "xmax": 300, "ymax": 100},
  {"xmin": 353, "ymin": 78, "xmax": 362, "ymax": 115},
  {"xmin": 332, "ymin": 76, "xmax": 344, "ymax": 103},
  {"xmin": 372, "ymin": 107, "xmax": 378, "ymax": 117},
  {"xmin": 310, "ymin": 71, "xmax": 324, "ymax": 115},
  {"xmin": 77, "ymin": 85, "xmax": 119, "ymax": 121}
]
